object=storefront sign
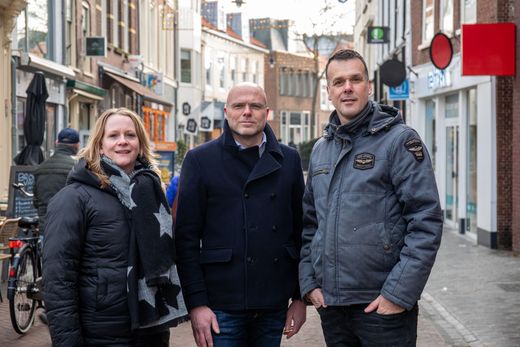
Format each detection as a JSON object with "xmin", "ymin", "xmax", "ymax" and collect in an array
[
  {"xmin": 389, "ymin": 80, "xmax": 409, "ymax": 100},
  {"xmin": 427, "ymin": 69, "xmax": 452, "ymax": 90}
]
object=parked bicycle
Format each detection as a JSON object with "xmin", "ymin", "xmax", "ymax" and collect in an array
[{"xmin": 7, "ymin": 182, "xmax": 43, "ymax": 334}]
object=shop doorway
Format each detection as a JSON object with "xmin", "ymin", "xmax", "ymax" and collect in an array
[{"xmin": 444, "ymin": 94, "xmax": 459, "ymax": 227}]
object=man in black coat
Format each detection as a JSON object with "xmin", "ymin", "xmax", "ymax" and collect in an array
[
  {"xmin": 33, "ymin": 127, "xmax": 79, "ymax": 233},
  {"xmin": 176, "ymin": 83, "xmax": 306, "ymax": 347}
]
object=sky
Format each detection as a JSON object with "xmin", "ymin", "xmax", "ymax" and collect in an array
[{"xmin": 223, "ymin": 0, "xmax": 356, "ymax": 35}]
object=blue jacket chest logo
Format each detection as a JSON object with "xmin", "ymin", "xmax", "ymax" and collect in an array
[{"xmin": 353, "ymin": 153, "xmax": 375, "ymax": 170}]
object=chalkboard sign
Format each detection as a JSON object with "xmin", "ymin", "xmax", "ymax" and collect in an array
[{"xmin": 7, "ymin": 165, "xmax": 38, "ymax": 218}]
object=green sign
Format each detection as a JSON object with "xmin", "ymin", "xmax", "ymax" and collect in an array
[
  {"xmin": 367, "ymin": 27, "xmax": 389, "ymax": 44},
  {"xmin": 86, "ymin": 37, "xmax": 106, "ymax": 57}
]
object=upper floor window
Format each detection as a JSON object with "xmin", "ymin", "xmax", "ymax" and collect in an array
[
  {"xmin": 111, "ymin": 0, "xmax": 119, "ymax": 47},
  {"xmin": 440, "ymin": 0, "xmax": 453, "ymax": 34},
  {"xmin": 218, "ymin": 54, "xmax": 226, "ymax": 89},
  {"xmin": 461, "ymin": 0, "xmax": 476, "ymax": 24},
  {"xmin": 16, "ymin": 0, "xmax": 49, "ymax": 59},
  {"xmin": 205, "ymin": 48, "xmax": 212, "ymax": 86},
  {"xmin": 65, "ymin": 0, "xmax": 75, "ymax": 65},
  {"xmin": 181, "ymin": 50, "xmax": 192, "ymax": 83},
  {"xmin": 81, "ymin": 1, "xmax": 91, "ymax": 72},
  {"xmin": 230, "ymin": 57, "xmax": 237, "ymax": 84},
  {"xmin": 422, "ymin": 0, "xmax": 434, "ymax": 43}
]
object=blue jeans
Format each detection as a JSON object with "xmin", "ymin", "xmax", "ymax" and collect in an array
[
  {"xmin": 317, "ymin": 304, "xmax": 418, "ymax": 347},
  {"xmin": 212, "ymin": 309, "xmax": 287, "ymax": 347}
]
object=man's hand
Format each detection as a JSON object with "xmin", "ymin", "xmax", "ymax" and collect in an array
[
  {"xmin": 189, "ymin": 306, "xmax": 220, "ymax": 347},
  {"xmin": 283, "ymin": 300, "xmax": 306, "ymax": 339},
  {"xmin": 305, "ymin": 288, "xmax": 327, "ymax": 309},
  {"xmin": 364, "ymin": 295, "xmax": 405, "ymax": 315}
]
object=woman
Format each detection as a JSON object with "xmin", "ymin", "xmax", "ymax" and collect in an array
[{"xmin": 43, "ymin": 108, "xmax": 186, "ymax": 346}]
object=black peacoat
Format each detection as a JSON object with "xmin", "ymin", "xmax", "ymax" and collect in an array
[{"xmin": 175, "ymin": 121, "xmax": 304, "ymax": 311}]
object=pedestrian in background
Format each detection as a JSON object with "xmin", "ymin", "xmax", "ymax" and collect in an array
[
  {"xmin": 299, "ymin": 49, "xmax": 443, "ymax": 346},
  {"xmin": 43, "ymin": 108, "xmax": 186, "ymax": 347},
  {"xmin": 175, "ymin": 82, "xmax": 306, "ymax": 347},
  {"xmin": 33, "ymin": 127, "xmax": 80, "ymax": 234}
]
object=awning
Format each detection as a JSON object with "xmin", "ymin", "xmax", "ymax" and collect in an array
[
  {"xmin": 105, "ymin": 71, "xmax": 173, "ymax": 106},
  {"xmin": 67, "ymin": 79, "xmax": 106, "ymax": 100}
]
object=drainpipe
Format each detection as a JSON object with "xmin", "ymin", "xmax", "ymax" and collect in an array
[{"xmin": 11, "ymin": 56, "xmax": 17, "ymax": 161}]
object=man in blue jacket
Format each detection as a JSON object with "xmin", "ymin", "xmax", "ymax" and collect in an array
[
  {"xmin": 299, "ymin": 49, "xmax": 443, "ymax": 346},
  {"xmin": 176, "ymin": 82, "xmax": 306, "ymax": 347}
]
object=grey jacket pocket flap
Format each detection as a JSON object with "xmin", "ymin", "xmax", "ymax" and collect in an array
[{"xmin": 199, "ymin": 248, "xmax": 233, "ymax": 264}]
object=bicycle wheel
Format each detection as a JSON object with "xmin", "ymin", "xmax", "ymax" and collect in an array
[{"xmin": 9, "ymin": 246, "xmax": 37, "ymax": 334}]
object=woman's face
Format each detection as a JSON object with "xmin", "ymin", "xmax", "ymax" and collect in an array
[{"xmin": 100, "ymin": 114, "xmax": 140, "ymax": 173}]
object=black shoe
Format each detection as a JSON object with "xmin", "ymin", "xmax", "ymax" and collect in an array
[{"xmin": 38, "ymin": 311, "xmax": 48, "ymax": 325}]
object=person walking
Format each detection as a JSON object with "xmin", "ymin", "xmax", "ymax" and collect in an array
[
  {"xmin": 175, "ymin": 82, "xmax": 306, "ymax": 347},
  {"xmin": 43, "ymin": 108, "xmax": 187, "ymax": 347},
  {"xmin": 299, "ymin": 49, "xmax": 443, "ymax": 347},
  {"xmin": 33, "ymin": 127, "xmax": 80, "ymax": 234}
]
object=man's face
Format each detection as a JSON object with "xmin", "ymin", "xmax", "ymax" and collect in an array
[
  {"xmin": 224, "ymin": 85, "xmax": 269, "ymax": 142},
  {"xmin": 327, "ymin": 58, "xmax": 372, "ymax": 124}
]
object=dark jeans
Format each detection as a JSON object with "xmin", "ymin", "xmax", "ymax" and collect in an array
[
  {"xmin": 212, "ymin": 308, "xmax": 287, "ymax": 347},
  {"xmin": 317, "ymin": 304, "xmax": 418, "ymax": 347}
]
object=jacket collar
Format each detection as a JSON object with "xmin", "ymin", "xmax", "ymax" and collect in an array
[
  {"xmin": 221, "ymin": 119, "xmax": 283, "ymax": 159},
  {"xmin": 324, "ymin": 101, "xmax": 403, "ymax": 140}
]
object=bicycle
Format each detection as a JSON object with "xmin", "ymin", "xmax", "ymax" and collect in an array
[{"xmin": 6, "ymin": 183, "xmax": 43, "ymax": 334}]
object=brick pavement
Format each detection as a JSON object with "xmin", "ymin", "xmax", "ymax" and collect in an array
[{"xmin": 2, "ymin": 227, "xmax": 517, "ymax": 346}]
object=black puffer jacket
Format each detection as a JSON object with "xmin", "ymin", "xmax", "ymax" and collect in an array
[
  {"xmin": 43, "ymin": 160, "xmax": 135, "ymax": 346},
  {"xmin": 33, "ymin": 144, "xmax": 77, "ymax": 232}
]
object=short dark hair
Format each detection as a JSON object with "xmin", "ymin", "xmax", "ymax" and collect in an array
[{"xmin": 325, "ymin": 49, "xmax": 369, "ymax": 82}]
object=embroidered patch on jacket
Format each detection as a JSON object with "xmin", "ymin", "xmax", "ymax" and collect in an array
[
  {"xmin": 353, "ymin": 153, "xmax": 375, "ymax": 170},
  {"xmin": 404, "ymin": 138, "xmax": 424, "ymax": 162}
]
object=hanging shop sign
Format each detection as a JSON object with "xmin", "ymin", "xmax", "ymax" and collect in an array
[
  {"xmin": 462, "ymin": 23, "xmax": 516, "ymax": 76},
  {"xmin": 380, "ymin": 59, "xmax": 406, "ymax": 87},
  {"xmin": 86, "ymin": 37, "xmax": 106, "ymax": 57},
  {"xmin": 429, "ymin": 32, "xmax": 453, "ymax": 70},
  {"xmin": 388, "ymin": 80, "xmax": 409, "ymax": 100},
  {"xmin": 367, "ymin": 27, "xmax": 390, "ymax": 44}
]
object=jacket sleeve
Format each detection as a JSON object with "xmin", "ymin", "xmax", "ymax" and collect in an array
[
  {"xmin": 291, "ymin": 151, "xmax": 305, "ymax": 300},
  {"xmin": 298, "ymin": 153, "xmax": 320, "ymax": 298},
  {"xmin": 175, "ymin": 151, "xmax": 208, "ymax": 310},
  {"xmin": 381, "ymin": 128, "xmax": 443, "ymax": 310},
  {"xmin": 43, "ymin": 186, "xmax": 86, "ymax": 347}
]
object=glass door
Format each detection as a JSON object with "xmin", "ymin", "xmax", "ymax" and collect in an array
[
  {"xmin": 445, "ymin": 125, "xmax": 459, "ymax": 223},
  {"xmin": 444, "ymin": 94, "xmax": 459, "ymax": 226}
]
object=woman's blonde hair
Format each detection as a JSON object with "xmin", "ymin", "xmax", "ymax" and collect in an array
[{"xmin": 78, "ymin": 107, "xmax": 159, "ymax": 187}]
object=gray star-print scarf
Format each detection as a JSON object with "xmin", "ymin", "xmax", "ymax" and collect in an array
[{"xmin": 100, "ymin": 156, "xmax": 187, "ymax": 330}]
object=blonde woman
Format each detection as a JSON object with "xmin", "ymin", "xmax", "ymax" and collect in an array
[{"xmin": 43, "ymin": 108, "xmax": 186, "ymax": 347}]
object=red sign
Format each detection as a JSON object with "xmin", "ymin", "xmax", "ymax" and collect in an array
[
  {"xmin": 462, "ymin": 23, "xmax": 516, "ymax": 76},
  {"xmin": 430, "ymin": 33, "xmax": 453, "ymax": 70}
]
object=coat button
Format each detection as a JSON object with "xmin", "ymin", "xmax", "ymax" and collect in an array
[
  {"xmin": 272, "ymin": 225, "xmax": 277, "ymax": 232},
  {"xmin": 270, "ymin": 193, "xmax": 276, "ymax": 199},
  {"xmin": 244, "ymin": 193, "xmax": 249, "ymax": 198},
  {"xmin": 273, "ymin": 258, "xmax": 279, "ymax": 263},
  {"xmin": 247, "ymin": 256, "xmax": 253, "ymax": 263},
  {"xmin": 353, "ymin": 227, "xmax": 357, "ymax": 231},
  {"xmin": 383, "ymin": 244, "xmax": 391, "ymax": 251}
]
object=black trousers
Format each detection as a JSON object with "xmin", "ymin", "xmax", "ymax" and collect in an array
[
  {"xmin": 317, "ymin": 304, "xmax": 418, "ymax": 347},
  {"xmin": 133, "ymin": 329, "xmax": 170, "ymax": 347}
]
